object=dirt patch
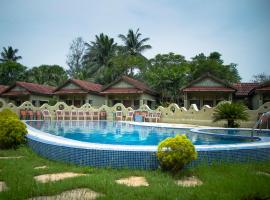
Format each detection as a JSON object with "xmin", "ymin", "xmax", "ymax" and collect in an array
[
  {"xmin": 0, "ymin": 156, "xmax": 23, "ymax": 159},
  {"xmin": 116, "ymin": 176, "xmax": 149, "ymax": 187},
  {"xmin": 0, "ymin": 181, "xmax": 8, "ymax": 192},
  {"xmin": 34, "ymin": 166, "xmax": 48, "ymax": 170},
  {"xmin": 175, "ymin": 176, "xmax": 203, "ymax": 187},
  {"xmin": 34, "ymin": 172, "xmax": 86, "ymax": 183},
  {"xmin": 256, "ymin": 171, "xmax": 270, "ymax": 177},
  {"xmin": 28, "ymin": 188, "xmax": 103, "ymax": 200}
]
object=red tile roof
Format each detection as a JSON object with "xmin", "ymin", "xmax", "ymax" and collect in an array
[
  {"xmin": 71, "ymin": 79, "xmax": 102, "ymax": 92},
  {"xmin": 2, "ymin": 82, "xmax": 55, "ymax": 96},
  {"xmin": 0, "ymin": 85, "xmax": 8, "ymax": 94},
  {"xmin": 100, "ymin": 88, "xmax": 143, "ymax": 94},
  {"xmin": 53, "ymin": 79, "xmax": 103, "ymax": 95},
  {"xmin": 180, "ymin": 73, "xmax": 236, "ymax": 92},
  {"xmin": 182, "ymin": 86, "xmax": 235, "ymax": 92},
  {"xmin": 54, "ymin": 89, "xmax": 88, "ymax": 95},
  {"xmin": 101, "ymin": 76, "xmax": 157, "ymax": 95},
  {"xmin": 233, "ymin": 83, "xmax": 259, "ymax": 96},
  {"xmin": 2, "ymin": 91, "xmax": 30, "ymax": 96},
  {"xmin": 256, "ymin": 86, "xmax": 270, "ymax": 91}
]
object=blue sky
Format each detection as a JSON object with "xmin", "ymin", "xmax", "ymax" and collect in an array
[{"xmin": 0, "ymin": 0, "xmax": 269, "ymax": 81}]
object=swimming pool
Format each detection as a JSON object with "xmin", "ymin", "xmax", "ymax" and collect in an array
[
  {"xmin": 25, "ymin": 120, "xmax": 270, "ymax": 169},
  {"xmin": 26, "ymin": 120, "xmax": 255, "ymax": 145}
]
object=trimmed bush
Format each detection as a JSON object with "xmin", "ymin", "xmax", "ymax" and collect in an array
[
  {"xmin": 157, "ymin": 134, "xmax": 197, "ymax": 173},
  {"xmin": 0, "ymin": 109, "xmax": 27, "ymax": 149},
  {"xmin": 0, "ymin": 108, "xmax": 19, "ymax": 119}
]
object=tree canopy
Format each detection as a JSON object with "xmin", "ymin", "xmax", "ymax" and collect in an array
[
  {"xmin": 188, "ymin": 52, "xmax": 241, "ymax": 83},
  {"xmin": 0, "ymin": 61, "xmax": 27, "ymax": 85},
  {"xmin": 0, "ymin": 46, "xmax": 22, "ymax": 62},
  {"xmin": 66, "ymin": 37, "xmax": 86, "ymax": 79},
  {"xmin": 26, "ymin": 65, "xmax": 68, "ymax": 87}
]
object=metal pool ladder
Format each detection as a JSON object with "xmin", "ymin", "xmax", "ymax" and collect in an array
[{"xmin": 252, "ymin": 111, "xmax": 270, "ymax": 137}]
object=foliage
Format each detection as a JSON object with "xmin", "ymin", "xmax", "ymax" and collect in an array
[
  {"xmin": 0, "ymin": 108, "xmax": 19, "ymax": 119},
  {"xmin": 48, "ymin": 97, "xmax": 58, "ymax": 106},
  {"xmin": 143, "ymin": 53, "xmax": 189, "ymax": 104},
  {"xmin": 118, "ymin": 28, "xmax": 152, "ymax": 56},
  {"xmin": 83, "ymin": 33, "xmax": 117, "ymax": 83},
  {"xmin": 111, "ymin": 54, "xmax": 149, "ymax": 77},
  {"xmin": 0, "ymin": 61, "xmax": 27, "ymax": 85},
  {"xmin": 213, "ymin": 102, "xmax": 249, "ymax": 127},
  {"xmin": 66, "ymin": 37, "xmax": 86, "ymax": 79},
  {"xmin": 26, "ymin": 65, "xmax": 68, "ymax": 87},
  {"xmin": 251, "ymin": 73, "xmax": 270, "ymax": 83},
  {"xmin": 157, "ymin": 134, "xmax": 197, "ymax": 172},
  {"xmin": 0, "ymin": 46, "xmax": 22, "ymax": 62},
  {"xmin": 0, "ymin": 109, "xmax": 27, "ymax": 149},
  {"xmin": 189, "ymin": 52, "xmax": 241, "ymax": 83}
]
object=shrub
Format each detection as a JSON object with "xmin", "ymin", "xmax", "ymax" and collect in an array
[
  {"xmin": 157, "ymin": 134, "xmax": 197, "ymax": 173},
  {"xmin": 0, "ymin": 109, "xmax": 27, "ymax": 149},
  {"xmin": 213, "ymin": 102, "xmax": 249, "ymax": 128},
  {"xmin": 0, "ymin": 108, "xmax": 19, "ymax": 119}
]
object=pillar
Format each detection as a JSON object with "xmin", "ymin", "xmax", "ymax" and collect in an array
[{"xmin": 184, "ymin": 92, "xmax": 188, "ymax": 109}]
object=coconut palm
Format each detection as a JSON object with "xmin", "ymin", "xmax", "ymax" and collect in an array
[
  {"xmin": 83, "ymin": 33, "xmax": 118, "ymax": 83},
  {"xmin": 84, "ymin": 33, "xmax": 117, "ymax": 69},
  {"xmin": 0, "ymin": 46, "xmax": 22, "ymax": 62},
  {"xmin": 118, "ymin": 28, "xmax": 152, "ymax": 56},
  {"xmin": 212, "ymin": 102, "xmax": 249, "ymax": 128}
]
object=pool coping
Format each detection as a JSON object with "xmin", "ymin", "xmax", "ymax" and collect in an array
[{"xmin": 25, "ymin": 120, "xmax": 270, "ymax": 152}]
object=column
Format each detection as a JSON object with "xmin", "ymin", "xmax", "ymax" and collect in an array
[
  {"xmin": 105, "ymin": 95, "xmax": 108, "ymax": 106},
  {"xmin": 140, "ymin": 99, "xmax": 144, "ymax": 107},
  {"xmin": 183, "ymin": 92, "xmax": 188, "ymax": 109}
]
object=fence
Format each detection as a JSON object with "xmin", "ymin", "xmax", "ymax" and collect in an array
[{"xmin": 0, "ymin": 98, "xmax": 269, "ymax": 128}]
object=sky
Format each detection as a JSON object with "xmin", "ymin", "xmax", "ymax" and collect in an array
[{"xmin": 0, "ymin": 0, "xmax": 269, "ymax": 82}]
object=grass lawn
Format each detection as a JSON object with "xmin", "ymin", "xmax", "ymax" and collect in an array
[{"xmin": 0, "ymin": 146, "xmax": 270, "ymax": 200}]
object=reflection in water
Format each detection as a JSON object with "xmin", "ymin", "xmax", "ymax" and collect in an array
[{"xmin": 27, "ymin": 121, "xmax": 252, "ymax": 145}]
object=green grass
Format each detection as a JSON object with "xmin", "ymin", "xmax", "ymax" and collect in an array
[{"xmin": 0, "ymin": 146, "xmax": 270, "ymax": 200}]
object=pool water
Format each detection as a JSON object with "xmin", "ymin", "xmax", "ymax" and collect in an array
[{"xmin": 26, "ymin": 121, "xmax": 256, "ymax": 146}]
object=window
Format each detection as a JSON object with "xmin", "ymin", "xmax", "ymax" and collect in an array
[
  {"xmin": 112, "ymin": 100, "xmax": 121, "ymax": 105},
  {"xmin": 16, "ymin": 101, "xmax": 22, "ymax": 106},
  {"xmin": 134, "ymin": 100, "xmax": 140, "ymax": 109},
  {"xmin": 147, "ymin": 100, "xmax": 152, "ymax": 108},
  {"xmin": 32, "ymin": 100, "xmax": 37, "ymax": 106},
  {"xmin": 65, "ymin": 100, "xmax": 72, "ymax": 106},
  {"xmin": 74, "ymin": 100, "xmax": 81, "ymax": 107},
  {"xmin": 88, "ymin": 100, "xmax": 93, "ymax": 105}
]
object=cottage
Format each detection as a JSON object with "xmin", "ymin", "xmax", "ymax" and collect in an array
[
  {"xmin": 1, "ymin": 82, "xmax": 55, "ymax": 106},
  {"xmin": 249, "ymin": 81, "xmax": 270, "ymax": 109},
  {"xmin": 100, "ymin": 76, "xmax": 157, "ymax": 109},
  {"xmin": 233, "ymin": 83, "xmax": 259, "ymax": 109},
  {"xmin": 180, "ymin": 73, "xmax": 236, "ymax": 109},
  {"xmin": 53, "ymin": 79, "xmax": 105, "ymax": 107}
]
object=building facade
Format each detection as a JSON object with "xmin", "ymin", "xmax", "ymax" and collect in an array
[
  {"xmin": 0, "ymin": 82, "xmax": 55, "ymax": 106},
  {"xmin": 53, "ymin": 79, "xmax": 105, "ymax": 107},
  {"xmin": 100, "ymin": 76, "xmax": 157, "ymax": 109}
]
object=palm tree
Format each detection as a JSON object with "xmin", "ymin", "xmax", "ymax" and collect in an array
[
  {"xmin": 0, "ymin": 46, "xmax": 22, "ymax": 62},
  {"xmin": 118, "ymin": 29, "xmax": 151, "ymax": 75},
  {"xmin": 212, "ymin": 102, "xmax": 249, "ymax": 128},
  {"xmin": 83, "ymin": 34, "xmax": 117, "ymax": 80},
  {"xmin": 118, "ymin": 28, "xmax": 152, "ymax": 56}
]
